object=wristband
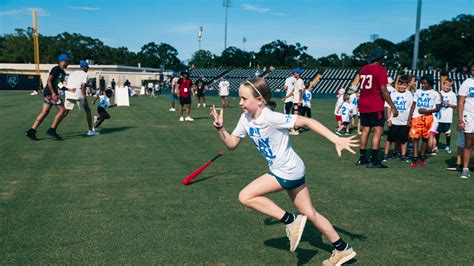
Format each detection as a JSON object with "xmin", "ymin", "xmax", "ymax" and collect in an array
[{"xmin": 213, "ymin": 122, "xmax": 224, "ymax": 129}]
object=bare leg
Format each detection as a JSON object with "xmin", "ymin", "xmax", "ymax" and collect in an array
[
  {"xmin": 186, "ymin": 105, "xmax": 190, "ymax": 117},
  {"xmin": 31, "ymin": 104, "xmax": 52, "ymax": 130},
  {"xmin": 463, "ymin": 133, "xmax": 474, "ymax": 168},
  {"xmin": 51, "ymin": 104, "xmax": 65, "ymax": 129},
  {"xmin": 288, "ymin": 185, "xmax": 340, "ymax": 242},
  {"xmin": 371, "ymin": 126, "xmax": 383, "ymax": 150},
  {"xmin": 238, "ymin": 173, "xmax": 285, "ymax": 219}
]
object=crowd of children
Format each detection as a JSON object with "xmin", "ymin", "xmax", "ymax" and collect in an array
[{"xmin": 334, "ymin": 73, "xmax": 463, "ymax": 172}]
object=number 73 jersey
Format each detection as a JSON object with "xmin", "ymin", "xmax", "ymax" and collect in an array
[{"xmin": 358, "ymin": 63, "xmax": 388, "ymax": 113}]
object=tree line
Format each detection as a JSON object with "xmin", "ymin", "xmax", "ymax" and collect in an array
[{"xmin": 0, "ymin": 14, "xmax": 471, "ymax": 71}]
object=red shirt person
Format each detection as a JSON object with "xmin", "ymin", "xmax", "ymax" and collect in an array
[
  {"xmin": 177, "ymin": 71, "xmax": 195, "ymax": 121},
  {"xmin": 356, "ymin": 48, "xmax": 398, "ymax": 168}
]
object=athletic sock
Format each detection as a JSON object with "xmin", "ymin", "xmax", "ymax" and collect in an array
[
  {"xmin": 332, "ymin": 238, "xmax": 351, "ymax": 251},
  {"xmin": 280, "ymin": 212, "xmax": 296, "ymax": 225},
  {"xmin": 446, "ymin": 135, "xmax": 451, "ymax": 147},
  {"xmin": 371, "ymin": 149, "xmax": 379, "ymax": 163}
]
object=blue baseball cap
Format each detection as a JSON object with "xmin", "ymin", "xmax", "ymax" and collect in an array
[
  {"xmin": 58, "ymin": 54, "xmax": 69, "ymax": 62},
  {"xmin": 368, "ymin": 48, "xmax": 385, "ymax": 62},
  {"xmin": 292, "ymin": 68, "xmax": 303, "ymax": 75},
  {"xmin": 79, "ymin": 60, "xmax": 89, "ymax": 68}
]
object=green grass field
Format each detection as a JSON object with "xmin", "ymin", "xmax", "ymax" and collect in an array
[{"xmin": 1, "ymin": 92, "xmax": 473, "ymax": 264}]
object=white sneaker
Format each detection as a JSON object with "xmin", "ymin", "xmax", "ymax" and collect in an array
[
  {"xmin": 169, "ymin": 108, "xmax": 176, "ymax": 112},
  {"xmin": 30, "ymin": 90, "xmax": 38, "ymax": 95},
  {"xmin": 285, "ymin": 215, "xmax": 307, "ymax": 252},
  {"xmin": 179, "ymin": 117, "xmax": 184, "ymax": 122},
  {"xmin": 185, "ymin": 116, "xmax": 194, "ymax": 121},
  {"xmin": 87, "ymin": 130, "xmax": 99, "ymax": 136},
  {"xmin": 197, "ymin": 103, "xmax": 201, "ymax": 108},
  {"xmin": 203, "ymin": 103, "xmax": 206, "ymax": 108}
]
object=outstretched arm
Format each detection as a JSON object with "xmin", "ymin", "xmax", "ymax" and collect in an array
[
  {"xmin": 210, "ymin": 105, "xmax": 242, "ymax": 150},
  {"xmin": 294, "ymin": 116, "xmax": 358, "ymax": 157}
]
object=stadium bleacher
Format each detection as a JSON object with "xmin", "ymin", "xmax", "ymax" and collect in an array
[
  {"xmin": 189, "ymin": 68, "xmax": 228, "ymax": 81},
  {"xmin": 266, "ymin": 68, "xmax": 318, "ymax": 92},
  {"xmin": 313, "ymin": 68, "xmax": 358, "ymax": 93},
  {"xmin": 447, "ymin": 72, "xmax": 470, "ymax": 93}
]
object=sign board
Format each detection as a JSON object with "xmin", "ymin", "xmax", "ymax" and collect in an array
[{"xmin": 115, "ymin": 86, "xmax": 130, "ymax": 106}]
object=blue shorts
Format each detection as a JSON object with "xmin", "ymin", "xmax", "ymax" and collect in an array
[{"xmin": 269, "ymin": 172, "xmax": 305, "ymax": 190}]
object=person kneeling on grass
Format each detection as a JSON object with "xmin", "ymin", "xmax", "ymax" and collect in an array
[
  {"xmin": 92, "ymin": 89, "xmax": 116, "ymax": 132},
  {"xmin": 210, "ymin": 78, "xmax": 358, "ymax": 265}
]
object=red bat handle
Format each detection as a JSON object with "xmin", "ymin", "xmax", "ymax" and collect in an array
[{"xmin": 182, "ymin": 152, "xmax": 223, "ymax": 185}]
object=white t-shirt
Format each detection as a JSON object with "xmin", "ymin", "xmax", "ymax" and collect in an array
[
  {"xmin": 302, "ymin": 90, "xmax": 312, "ymax": 108},
  {"xmin": 293, "ymin": 78, "xmax": 304, "ymax": 103},
  {"xmin": 457, "ymin": 78, "xmax": 474, "ymax": 114},
  {"xmin": 412, "ymin": 89, "xmax": 442, "ymax": 118},
  {"xmin": 232, "ymin": 108, "xmax": 304, "ymax": 180},
  {"xmin": 218, "ymin": 80, "xmax": 230, "ymax": 96},
  {"xmin": 98, "ymin": 95, "xmax": 111, "ymax": 109},
  {"xmin": 439, "ymin": 90, "xmax": 457, "ymax": 123},
  {"xmin": 384, "ymin": 85, "xmax": 396, "ymax": 108},
  {"xmin": 349, "ymin": 93, "xmax": 358, "ymax": 113},
  {"xmin": 284, "ymin": 76, "xmax": 296, "ymax": 103},
  {"xmin": 339, "ymin": 102, "xmax": 352, "ymax": 123},
  {"xmin": 147, "ymin": 82, "xmax": 153, "ymax": 89},
  {"xmin": 65, "ymin": 70, "xmax": 87, "ymax": 100},
  {"xmin": 390, "ymin": 91, "xmax": 413, "ymax": 125},
  {"xmin": 334, "ymin": 95, "xmax": 344, "ymax": 115}
]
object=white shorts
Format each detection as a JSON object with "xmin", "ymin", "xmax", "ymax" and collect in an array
[
  {"xmin": 457, "ymin": 129, "xmax": 465, "ymax": 148},
  {"xmin": 65, "ymin": 98, "xmax": 85, "ymax": 110},
  {"xmin": 462, "ymin": 112, "xmax": 474, "ymax": 134}
]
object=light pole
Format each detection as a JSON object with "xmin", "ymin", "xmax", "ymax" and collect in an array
[
  {"xmin": 211, "ymin": 55, "xmax": 215, "ymax": 68},
  {"xmin": 198, "ymin": 26, "xmax": 203, "ymax": 51},
  {"xmin": 251, "ymin": 54, "xmax": 255, "ymax": 67},
  {"xmin": 223, "ymin": 0, "xmax": 232, "ymax": 50},
  {"xmin": 243, "ymin": 37, "xmax": 247, "ymax": 51},
  {"xmin": 412, "ymin": 0, "xmax": 422, "ymax": 70}
]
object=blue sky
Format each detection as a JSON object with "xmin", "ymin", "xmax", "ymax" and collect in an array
[{"xmin": 0, "ymin": 0, "xmax": 472, "ymax": 61}]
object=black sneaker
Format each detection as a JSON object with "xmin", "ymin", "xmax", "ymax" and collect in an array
[
  {"xmin": 446, "ymin": 164, "xmax": 462, "ymax": 171},
  {"xmin": 382, "ymin": 154, "xmax": 389, "ymax": 162},
  {"xmin": 46, "ymin": 128, "xmax": 63, "ymax": 140},
  {"xmin": 401, "ymin": 155, "xmax": 411, "ymax": 163},
  {"xmin": 367, "ymin": 161, "xmax": 388, "ymax": 168},
  {"xmin": 25, "ymin": 128, "xmax": 38, "ymax": 140},
  {"xmin": 356, "ymin": 157, "xmax": 369, "ymax": 165}
]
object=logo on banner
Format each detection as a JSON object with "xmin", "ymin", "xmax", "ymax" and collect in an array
[{"xmin": 7, "ymin": 74, "xmax": 19, "ymax": 88}]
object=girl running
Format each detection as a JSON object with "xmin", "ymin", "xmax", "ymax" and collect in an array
[{"xmin": 210, "ymin": 78, "xmax": 358, "ymax": 265}]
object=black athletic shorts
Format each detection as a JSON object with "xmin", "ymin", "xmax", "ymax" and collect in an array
[
  {"xmin": 284, "ymin": 102, "xmax": 293, "ymax": 114},
  {"xmin": 437, "ymin": 122, "xmax": 451, "ymax": 134},
  {"xmin": 196, "ymin": 89, "xmax": 205, "ymax": 98},
  {"xmin": 360, "ymin": 111, "xmax": 384, "ymax": 127},
  {"xmin": 97, "ymin": 106, "xmax": 110, "ymax": 119},
  {"xmin": 180, "ymin": 96, "xmax": 191, "ymax": 105},
  {"xmin": 387, "ymin": 125, "xmax": 409, "ymax": 143}
]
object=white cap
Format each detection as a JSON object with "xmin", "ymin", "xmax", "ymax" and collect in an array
[
  {"xmin": 338, "ymin": 88, "xmax": 345, "ymax": 94},
  {"xmin": 388, "ymin": 77, "xmax": 394, "ymax": 84}
]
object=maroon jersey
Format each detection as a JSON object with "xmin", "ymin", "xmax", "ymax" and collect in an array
[
  {"xmin": 358, "ymin": 63, "xmax": 388, "ymax": 113},
  {"xmin": 178, "ymin": 78, "xmax": 192, "ymax": 97}
]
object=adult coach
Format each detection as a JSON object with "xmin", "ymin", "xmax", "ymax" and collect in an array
[
  {"xmin": 63, "ymin": 60, "xmax": 97, "ymax": 136},
  {"xmin": 281, "ymin": 73, "xmax": 296, "ymax": 115},
  {"xmin": 218, "ymin": 76, "xmax": 230, "ymax": 108},
  {"xmin": 26, "ymin": 54, "xmax": 74, "ymax": 140},
  {"xmin": 177, "ymin": 71, "xmax": 194, "ymax": 121},
  {"xmin": 356, "ymin": 48, "xmax": 398, "ymax": 168},
  {"xmin": 457, "ymin": 64, "xmax": 474, "ymax": 179}
]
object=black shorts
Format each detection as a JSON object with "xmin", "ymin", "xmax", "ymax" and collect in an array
[
  {"xmin": 437, "ymin": 122, "xmax": 451, "ymax": 134},
  {"xmin": 97, "ymin": 107, "xmax": 110, "ymax": 119},
  {"xmin": 284, "ymin": 102, "xmax": 293, "ymax": 114},
  {"xmin": 180, "ymin": 96, "xmax": 191, "ymax": 105},
  {"xmin": 360, "ymin": 111, "xmax": 384, "ymax": 127},
  {"xmin": 301, "ymin": 106, "xmax": 312, "ymax": 118},
  {"xmin": 196, "ymin": 89, "xmax": 205, "ymax": 98},
  {"xmin": 387, "ymin": 125, "xmax": 409, "ymax": 143}
]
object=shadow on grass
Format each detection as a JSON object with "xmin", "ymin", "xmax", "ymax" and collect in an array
[
  {"xmin": 188, "ymin": 172, "xmax": 231, "ymax": 185},
  {"xmin": 263, "ymin": 219, "xmax": 364, "ymax": 264},
  {"xmin": 100, "ymin": 126, "xmax": 136, "ymax": 134},
  {"xmin": 188, "ymin": 116, "xmax": 209, "ymax": 120}
]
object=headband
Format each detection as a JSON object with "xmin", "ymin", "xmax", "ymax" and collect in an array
[{"xmin": 246, "ymin": 81, "xmax": 262, "ymax": 98}]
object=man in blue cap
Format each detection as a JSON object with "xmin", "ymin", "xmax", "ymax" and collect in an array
[
  {"xmin": 26, "ymin": 54, "xmax": 75, "ymax": 140},
  {"xmin": 63, "ymin": 60, "xmax": 97, "ymax": 136},
  {"xmin": 356, "ymin": 48, "xmax": 398, "ymax": 168}
]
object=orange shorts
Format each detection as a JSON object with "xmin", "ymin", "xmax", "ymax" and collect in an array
[{"xmin": 409, "ymin": 115, "xmax": 433, "ymax": 139}]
